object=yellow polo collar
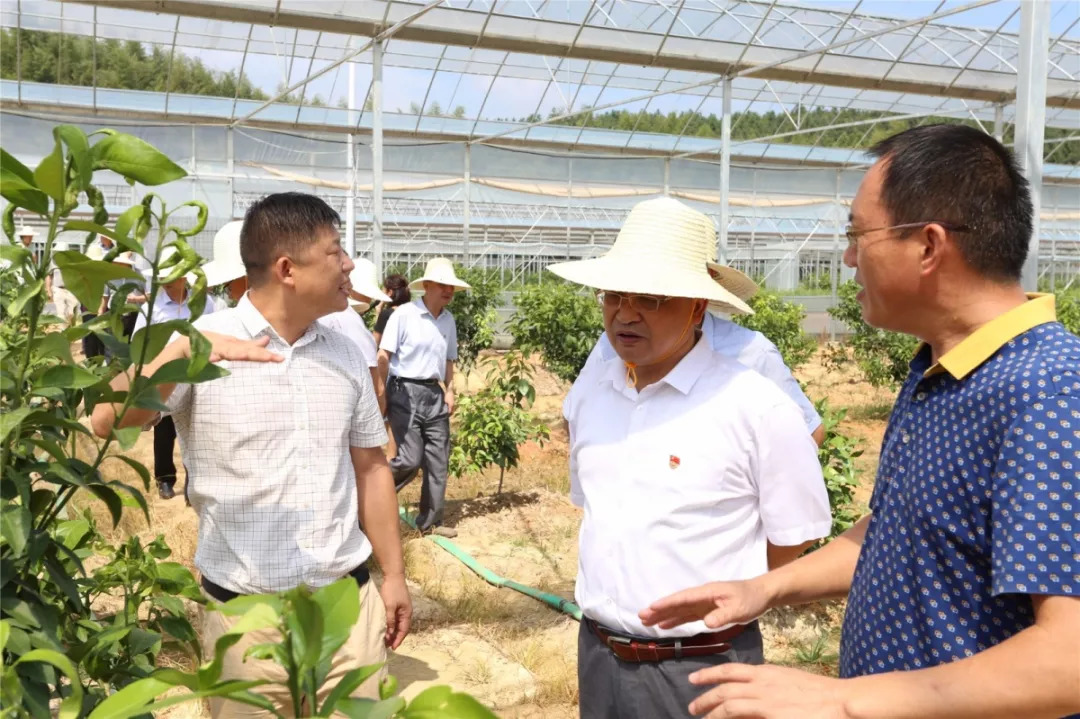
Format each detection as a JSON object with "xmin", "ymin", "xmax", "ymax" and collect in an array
[{"xmin": 925, "ymin": 293, "xmax": 1057, "ymax": 379}]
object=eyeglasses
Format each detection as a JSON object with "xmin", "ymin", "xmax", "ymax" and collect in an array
[
  {"xmin": 596, "ymin": 290, "xmax": 672, "ymax": 313},
  {"xmin": 845, "ymin": 221, "xmax": 970, "ymax": 250}
]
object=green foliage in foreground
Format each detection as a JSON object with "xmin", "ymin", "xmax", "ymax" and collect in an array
[{"xmin": 0, "ymin": 124, "xmax": 495, "ymax": 717}]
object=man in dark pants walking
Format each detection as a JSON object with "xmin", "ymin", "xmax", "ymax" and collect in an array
[{"xmin": 377, "ymin": 258, "xmax": 469, "ymax": 538}]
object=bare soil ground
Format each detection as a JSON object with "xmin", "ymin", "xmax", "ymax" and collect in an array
[{"xmin": 75, "ymin": 346, "xmax": 897, "ymax": 717}]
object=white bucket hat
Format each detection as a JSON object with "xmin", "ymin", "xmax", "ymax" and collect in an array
[
  {"xmin": 202, "ymin": 221, "xmax": 247, "ymax": 287},
  {"xmin": 347, "ymin": 257, "xmax": 392, "ymax": 311},
  {"xmin": 17, "ymin": 225, "xmax": 38, "ymax": 239},
  {"xmin": 409, "ymin": 257, "xmax": 471, "ymax": 292},
  {"xmin": 547, "ymin": 197, "xmax": 753, "ymax": 316}
]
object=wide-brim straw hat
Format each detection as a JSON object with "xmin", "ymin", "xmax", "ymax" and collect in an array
[
  {"xmin": 17, "ymin": 225, "xmax": 39, "ymax": 239},
  {"xmin": 203, "ymin": 221, "xmax": 246, "ymax": 287},
  {"xmin": 547, "ymin": 197, "xmax": 753, "ymax": 316},
  {"xmin": 706, "ymin": 262, "xmax": 759, "ymax": 302},
  {"xmin": 409, "ymin": 257, "xmax": 471, "ymax": 291}
]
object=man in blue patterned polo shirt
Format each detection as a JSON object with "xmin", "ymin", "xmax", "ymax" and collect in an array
[{"xmin": 639, "ymin": 124, "xmax": 1080, "ymax": 719}]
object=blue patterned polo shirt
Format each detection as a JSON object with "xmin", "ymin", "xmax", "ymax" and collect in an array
[{"xmin": 840, "ymin": 295, "xmax": 1080, "ymax": 684}]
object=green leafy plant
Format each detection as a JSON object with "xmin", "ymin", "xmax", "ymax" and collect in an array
[
  {"xmin": 815, "ymin": 399, "xmax": 862, "ymax": 543},
  {"xmin": 450, "ymin": 352, "xmax": 549, "ymax": 494},
  {"xmin": 824, "ymin": 280, "xmax": 918, "ymax": 388},
  {"xmin": 1, "ymin": 126, "xmax": 495, "ymax": 718},
  {"xmin": 1057, "ymin": 288, "xmax": 1079, "ymax": 336},
  {"xmin": 732, "ymin": 290, "xmax": 817, "ymax": 372},
  {"xmin": 60, "ymin": 577, "xmax": 496, "ymax": 719},
  {"xmin": 508, "ymin": 283, "xmax": 602, "ymax": 383},
  {"xmin": 447, "ymin": 266, "xmax": 501, "ymax": 387},
  {"xmin": 1, "ymin": 125, "xmax": 218, "ymax": 716}
]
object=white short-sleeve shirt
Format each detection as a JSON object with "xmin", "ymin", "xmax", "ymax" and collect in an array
[
  {"xmin": 564, "ymin": 337, "xmax": 831, "ymax": 637},
  {"xmin": 321, "ymin": 308, "xmax": 378, "ymax": 368},
  {"xmin": 584, "ymin": 313, "xmax": 822, "ymax": 433},
  {"xmin": 378, "ymin": 299, "xmax": 458, "ymax": 381},
  {"xmin": 165, "ymin": 295, "xmax": 387, "ymax": 594}
]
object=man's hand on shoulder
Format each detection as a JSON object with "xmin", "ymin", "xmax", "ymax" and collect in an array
[{"xmin": 198, "ymin": 331, "xmax": 285, "ymax": 364}]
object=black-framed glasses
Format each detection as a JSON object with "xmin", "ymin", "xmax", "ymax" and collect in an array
[
  {"xmin": 845, "ymin": 221, "xmax": 971, "ymax": 250},
  {"xmin": 596, "ymin": 290, "xmax": 672, "ymax": 313}
]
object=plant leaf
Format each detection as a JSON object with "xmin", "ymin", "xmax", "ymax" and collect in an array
[
  {"xmin": 86, "ymin": 677, "xmax": 172, "ymax": 719},
  {"xmin": 36, "ymin": 364, "xmax": 103, "ymax": 390},
  {"xmin": 33, "ymin": 140, "xmax": 65, "ymax": 201},
  {"xmin": 0, "ymin": 504, "xmax": 31, "ymax": 558},
  {"xmin": 6, "ymin": 279, "xmax": 44, "ymax": 318},
  {"xmin": 311, "ymin": 577, "xmax": 360, "ymax": 662},
  {"xmin": 15, "ymin": 649, "xmax": 84, "ymax": 719},
  {"xmin": 1, "ymin": 151, "xmax": 50, "ymax": 214},
  {"xmin": 0, "ymin": 407, "xmax": 33, "ymax": 441},
  {"xmin": 318, "ymin": 664, "xmax": 383, "ymax": 716},
  {"xmin": 54, "ymin": 125, "xmax": 92, "ymax": 192},
  {"xmin": 52, "ymin": 250, "xmax": 143, "ymax": 311},
  {"xmin": 91, "ymin": 132, "xmax": 187, "ymax": 186}
]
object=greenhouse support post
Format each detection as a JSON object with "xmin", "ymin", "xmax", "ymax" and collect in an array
[
  {"xmin": 373, "ymin": 40, "xmax": 384, "ymax": 274},
  {"xmin": 1015, "ymin": 0, "xmax": 1049, "ymax": 292},
  {"xmin": 718, "ymin": 76, "xmax": 732, "ymax": 264}
]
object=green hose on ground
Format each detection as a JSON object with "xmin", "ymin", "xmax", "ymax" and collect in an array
[{"xmin": 398, "ymin": 506, "xmax": 583, "ymax": 622}]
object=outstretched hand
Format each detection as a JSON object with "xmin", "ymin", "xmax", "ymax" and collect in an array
[
  {"xmin": 686, "ymin": 663, "xmax": 851, "ymax": 718},
  {"xmin": 640, "ymin": 578, "xmax": 771, "ymax": 631}
]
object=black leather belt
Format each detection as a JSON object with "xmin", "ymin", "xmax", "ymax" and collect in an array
[
  {"xmin": 201, "ymin": 564, "xmax": 371, "ymax": 603},
  {"xmin": 390, "ymin": 376, "xmax": 441, "ymax": 386}
]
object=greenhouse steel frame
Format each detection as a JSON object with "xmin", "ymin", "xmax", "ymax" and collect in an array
[{"xmin": 2, "ymin": 0, "xmax": 1077, "ymax": 300}]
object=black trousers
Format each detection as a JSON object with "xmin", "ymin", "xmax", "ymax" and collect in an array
[
  {"xmin": 577, "ymin": 620, "xmax": 764, "ymax": 719},
  {"xmin": 386, "ymin": 378, "xmax": 451, "ymax": 531},
  {"xmin": 153, "ymin": 415, "xmax": 177, "ymax": 486}
]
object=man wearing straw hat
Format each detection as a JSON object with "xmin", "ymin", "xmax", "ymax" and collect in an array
[
  {"xmin": 377, "ymin": 257, "xmax": 470, "ymax": 538},
  {"xmin": 581, "ymin": 261, "xmax": 826, "ymax": 445},
  {"xmin": 323, "ymin": 258, "xmax": 392, "ymax": 415},
  {"xmin": 553, "ymin": 197, "xmax": 831, "ymax": 718}
]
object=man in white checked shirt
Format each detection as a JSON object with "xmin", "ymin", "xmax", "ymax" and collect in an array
[{"xmin": 92, "ymin": 193, "xmax": 411, "ymax": 718}]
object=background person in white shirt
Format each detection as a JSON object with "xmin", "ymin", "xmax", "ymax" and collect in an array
[
  {"xmin": 552, "ymin": 197, "xmax": 831, "ymax": 719},
  {"xmin": 92, "ymin": 192, "xmax": 411, "ymax": 718},
  {"xmin": 133, "ymin": 245, "xmax": 216, "ymax": 500},
  {"xmin": 202, "ymin": 221, "xmax": 249, "ymax": 312},
  {"xmin": 377, "ymin": 257, "xmax": 469, "ymax": 538},
  {"xmin": 321, "ymin": 258, "xmax": 392, "ymax": 414}
]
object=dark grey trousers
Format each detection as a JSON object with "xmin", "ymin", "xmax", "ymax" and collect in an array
[
  {"xmin": 387, "ymin": 378, "xmax": 451, "ymax": 531},
  {"xmin": 578, "ymin": 620, "xmax": 764, "ymax": 719}
]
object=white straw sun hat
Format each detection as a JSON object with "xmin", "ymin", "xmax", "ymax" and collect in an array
[
  {"xmin": 151, "ymin": 245, "xmax": 195, "ymax": 284},
  {"xmin": 347, "ymin": 257, "xmax": 392, "ymax": 310},
  {"xmin": 202, "ymin": 221, "xmax": 247, "ymax": 288},
  {"xmin": 547, "ymin": 197, "xmax": 753, "ymax": 316},
  {"xmin": 409, "ymin": 257, "xmax": 471, "ymax": 292}
]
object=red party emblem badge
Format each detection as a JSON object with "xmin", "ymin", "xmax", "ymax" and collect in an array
[{"xmin": 669, "ymin": 455, "xmax": 681, "ymax": 470}]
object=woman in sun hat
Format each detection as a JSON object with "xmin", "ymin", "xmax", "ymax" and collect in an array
[
  {"xmin": 321, "ymin": 257, "xmax": 393, "ymax": 414},
  {"xmin": 377, "ymin": 257, "xmax": 470, "ymax": 538},
  {"xmin": 556, "ymin": 196, "xmax": 830, "ymax": 719},
  {"xmin": 202, "ymin": 221, "xmax": 249, "ymax": 310}
]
